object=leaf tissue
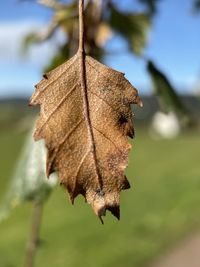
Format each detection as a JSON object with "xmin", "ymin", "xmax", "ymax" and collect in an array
[{"xmin": 29, "ymin": 0, "xmax": 142, "ymax": 222}]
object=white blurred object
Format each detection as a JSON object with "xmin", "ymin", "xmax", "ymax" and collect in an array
[{"xmin": 151, "ymin": 111, "xmax": 181, "ymax": 139}]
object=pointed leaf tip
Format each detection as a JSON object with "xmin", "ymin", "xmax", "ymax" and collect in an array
[
  {"xmin": 107, "ymin": 205, "xmax": 120, "ymax": 220},
  {"xmin": 99, "ymin": 216, "xmax": 104, "ymax": 224},
  {"xmin": 138, "ymin": 99, "xmax": 143, "ymax": 107}
]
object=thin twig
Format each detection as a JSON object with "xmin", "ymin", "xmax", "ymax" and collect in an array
[{"xmin": 23, "ymin": 203, "xmax": 43, "ymax": 267}]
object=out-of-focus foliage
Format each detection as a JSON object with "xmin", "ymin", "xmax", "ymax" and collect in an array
[
  {"xmin": 139, "ymin": 0, "xmax": 200, "ymax": 14},
  {"xmin": 147, "ymin": 60, "xmax": 193, "ymax": 127},
  {"xmin": 0, "ymin": 125, "xmax": 57, "ymax": 221},
  {"xmin": 22, "ymin": 0, "xmax": 200, "ymax": 134},
  {"xmin": 139, "ymin": 0, "xmax": 160, "ymax": 15},
  {"xmin": 109, "ymin": 3, "xmax": 151, "ymax": 55},
  {"xmin": 194, "ymin": 0, "xmax": 200, "ymax": 11},
  {"xmin": 23, "ymin": 0, "xmax": 151, "ymax": 70},
  {"xmin": 23, "ymin": 0, "xmax": 199, "ymax": 126}
]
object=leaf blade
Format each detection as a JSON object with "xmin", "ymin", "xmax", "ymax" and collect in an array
[{"xmin": 30, "ymin": 52, "xmax": 141, "ymax": 220}]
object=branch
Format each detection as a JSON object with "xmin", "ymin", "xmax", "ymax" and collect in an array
[{"xmin": 23, "ymin": 203, "xmax": 43, "ymax": 267}]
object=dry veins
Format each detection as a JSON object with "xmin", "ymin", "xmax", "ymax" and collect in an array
[{"xmin": 30, "ymin": 52, "xmax": 142, "ymax": 222}]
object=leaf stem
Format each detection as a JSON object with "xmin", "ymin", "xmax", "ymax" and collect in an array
[
  {"xmin": 79, "ymin": 0, "xmax": 85, "ymax": 53},
  {"xmin": 78, "ymin": 0, "xmax": 102, "ymax": 190}
]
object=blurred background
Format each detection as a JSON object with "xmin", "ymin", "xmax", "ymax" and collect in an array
[{"xmin": 0, "ymin": 0, "xmax": 200, "ymax": 267}]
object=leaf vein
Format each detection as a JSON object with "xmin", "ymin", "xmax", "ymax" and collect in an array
[
  {"xmin": 88, "ymin": 89, "xmax": 120, "ymax": 116},
  {"xmin": 33, "ymin": 55, "xmax": 78, "ymax": 101},
  {"xmin": 37, "ymin": 83, "xmax": 78, "ymax": 136},
  {"xmin": 87, "ymin": 59, "xmax": 122, "ymax": 88},
  {"xmin": 72, "ymin": 150, "xmax": 90, "ymax": 196},
  {"xmin": 47, "ymin": 118, "xmax": 83, "ymax": 175},
  {"xmin": 93, "ymin": 125, "xmax": 122, "ymax": 152}
]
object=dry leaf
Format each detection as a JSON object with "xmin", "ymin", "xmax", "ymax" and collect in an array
[{"xmin": 30, "ymin": 52, "xmax": 142, "ymax": 222}]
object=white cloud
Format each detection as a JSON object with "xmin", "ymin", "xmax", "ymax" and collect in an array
[
  {"xmin": 0, "ymin": 20, "xmax": 67, "ymax": 97},
  {"xmin": 0, "ymin": 20, "xmax": 66, "ymax": 68}
]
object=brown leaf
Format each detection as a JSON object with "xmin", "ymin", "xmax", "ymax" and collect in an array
[{"xmin": 29, "ymin": 51, "xmax": 142, "ymax": 222}]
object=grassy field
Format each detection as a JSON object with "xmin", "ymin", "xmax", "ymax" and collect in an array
[{"xmin": 0, "ymin": 127, "xmax": 200, "ymax": 267}]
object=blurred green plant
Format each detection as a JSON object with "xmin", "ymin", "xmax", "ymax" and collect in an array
[
  {"xmin": 139, "ymin": 0, "xmax": 161, "ymax": 15},
  {"xmin": 108, "ymin": 3, "xmax": 150, "ymax": 55},
  {"xmin": 0, "ymin": 124, "xmax": 57, "ymax": 222},
  {"xmin": 0, "ymin": 124, "xmax": 57, "ymax": 267},
  {"xmin": 194, "ymin": 0, "xmax": 200, "ymax": 10},
  {"xmin": 147, "ymin": 60, "xmax": 194, "ymax": 127}
]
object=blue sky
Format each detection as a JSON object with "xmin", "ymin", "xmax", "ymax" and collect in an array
[{"xmin": 0, "ymin": 0, "xmax": 200, "ymax": 97}]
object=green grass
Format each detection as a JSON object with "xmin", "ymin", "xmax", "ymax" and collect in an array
[{"xmin": 0, "ymin": 129, "xmax": 200, "ymax": 267}]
